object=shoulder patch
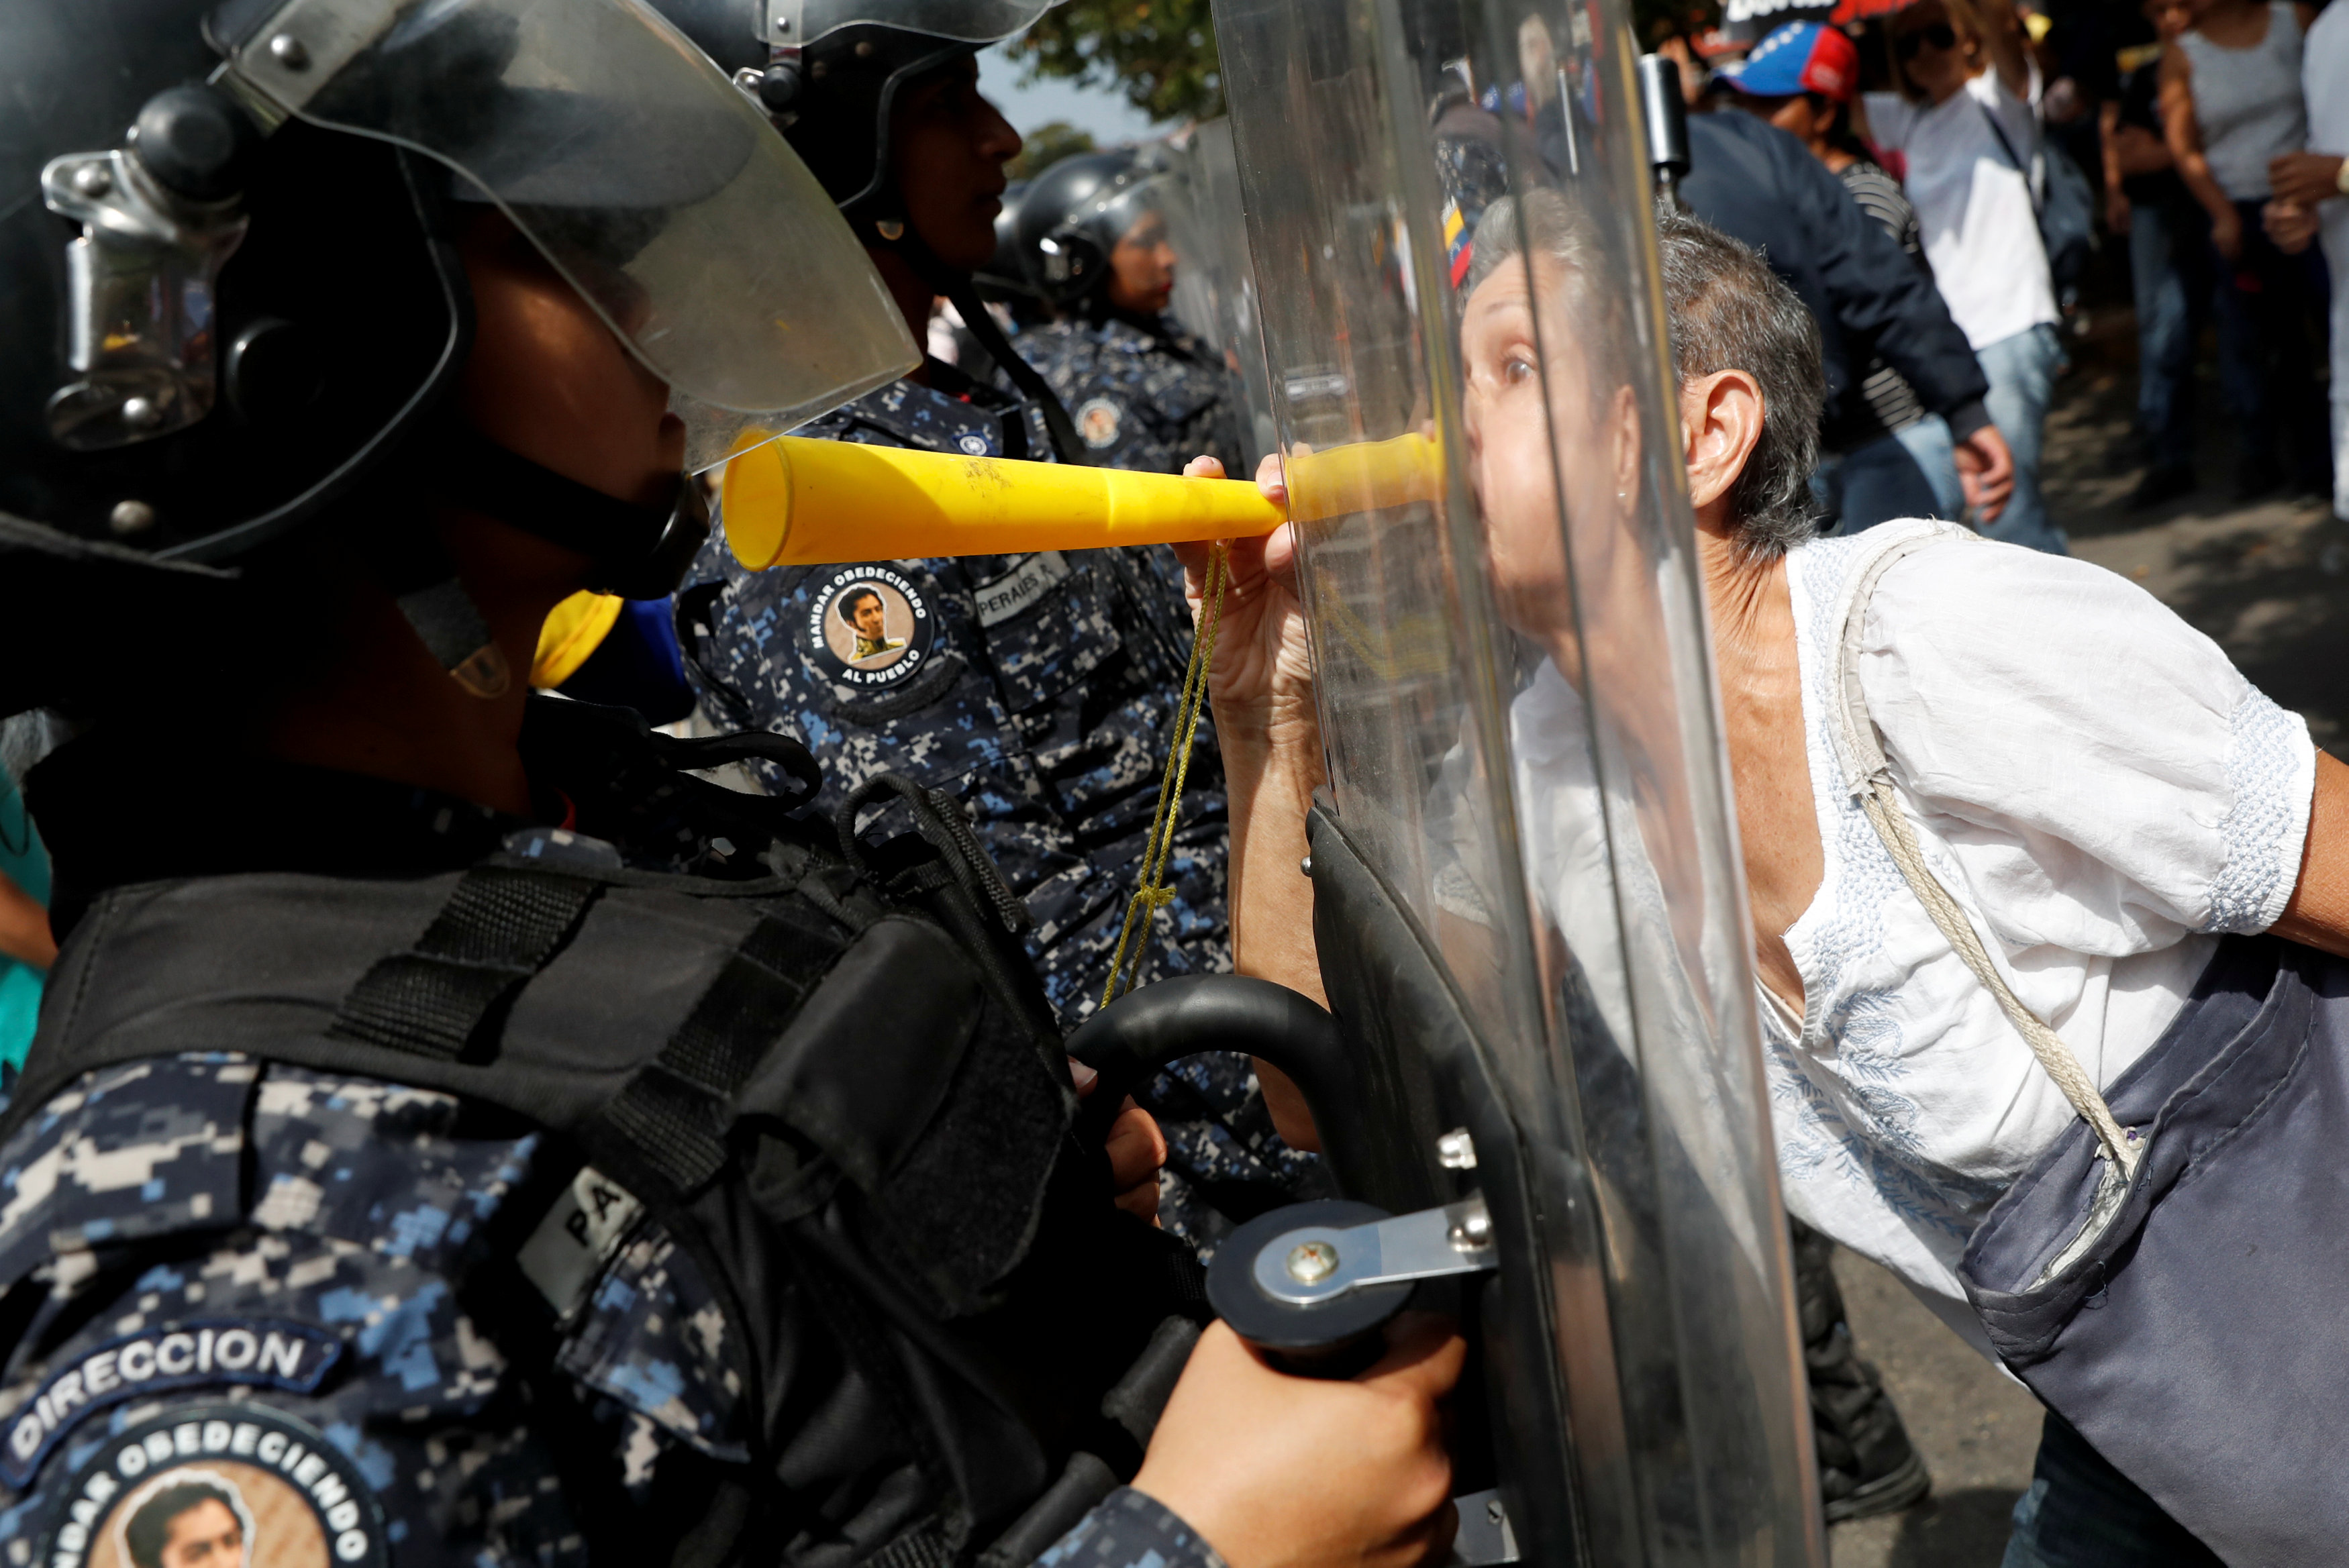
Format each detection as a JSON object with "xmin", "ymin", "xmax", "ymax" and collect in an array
[
  {"xmin": 972, "ymin": 552, "xmax": 1074, "ymax": 629},
  {"xmin": 1076, "ymin": 397, "xmax": 1123, "ymax": 450},
  {"xmin": 3, "ymin": 1322, "xmax": 341, "ymax": 1489},
  {"xmin": 515, "ymin": 1167, "xmax": 644, "ymax": 1324},
  {"xmin": 31, "ymin": 1402, "xmax": 385, "ymax": 1568},
  {"xmin": 808, "ymin": 568, "xmax": 938, "ymax": 690}
]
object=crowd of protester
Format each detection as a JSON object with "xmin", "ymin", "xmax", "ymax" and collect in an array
[{"xmin": 1668, "ymin": 0, "xmax": 2342, "ymax": 537}]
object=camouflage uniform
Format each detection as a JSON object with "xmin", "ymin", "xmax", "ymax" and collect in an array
[
  {"xmin": 676, "ymin": 360, "xmax": 1313, "ymax": 1253},
  {"xmin": 1007, "ymin": 316, "xmax": 1243, "ymax": 480},
  {"xmin": 0, "ymin": 705, "xmax": 1219, "ymax": 1568}
]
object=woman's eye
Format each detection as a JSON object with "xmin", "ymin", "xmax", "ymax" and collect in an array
[{"xmin": 1504, "ymin": 356, "xmax": 1536, "ymax": 385}]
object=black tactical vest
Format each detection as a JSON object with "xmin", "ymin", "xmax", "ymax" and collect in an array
[{"xmin": 3, "ymin": 743, "xmax": 1208, "ymax": 1568}]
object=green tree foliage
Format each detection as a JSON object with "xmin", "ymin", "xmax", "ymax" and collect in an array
[
  {"xmin": 1005, "ymin": 120, "xmax": 1100, "ymax": 178},
  {"xmin": 1003, "ymin": 0, "xmax": 1223, "ymax": 124}
]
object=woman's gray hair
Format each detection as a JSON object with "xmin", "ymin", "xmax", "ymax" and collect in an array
[
  {"xmin": 1654, "ymin": 205, "xmax": 1825, "ymax": 562},
  {"xmin": 1464, "ymin": 189, "xmax": 1628, "ymax": 375}
]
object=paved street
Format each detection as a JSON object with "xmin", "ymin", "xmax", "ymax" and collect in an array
[{"xmin": 1825, "ymin": 309, "xmax": 2340, "ymax": 1568}]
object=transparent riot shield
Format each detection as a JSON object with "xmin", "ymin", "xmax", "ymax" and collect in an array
[
  {"xmin": 1158, "ymin": 121, "xmax": 1281, "ymax": 472},
  {"xmin": 1207, "ymin": 0, "xmax": 1821, "ymax": 1559}
]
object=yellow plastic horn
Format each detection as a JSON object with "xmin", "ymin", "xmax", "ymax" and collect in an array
[
  {"xmin": 722, "ymin": 436, "xmax": 1278, "ymax": 570},
  {"xmin": 720, "ymin": 431, "xmax": 1442, "ymax": 570},
  {"xmin": 1281, "ymin": 432, "xmax": 1443, "ymax": 523}
]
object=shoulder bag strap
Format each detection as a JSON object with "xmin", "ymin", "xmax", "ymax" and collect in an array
[
  {"xmin": 1828, "ymin": 529, "xmax": 2141, "ymax": 1177},
  {"xmin": 1973, "ymin": 98, "xmax": 2045, "ymax": 213}
]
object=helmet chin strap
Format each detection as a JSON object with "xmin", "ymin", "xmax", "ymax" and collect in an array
[
  {"xmin": 381, "ymin": 423, "xmax": 713, "ymax": 698},
  {"xmin": 888, "ymin": 223, "xmax": 1091, "ymax": 467},
  {"xmin": 425, "ymin": 422, "xmax": 711, "ymax": 602}
]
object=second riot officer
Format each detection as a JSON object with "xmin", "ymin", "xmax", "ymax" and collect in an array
[
  {"xmin": 1007, "ymin": 150, "xmax": 1246, "ymax": 480},
  {"xmin": 655, "ymin": 0, "xmax": 1314, "ymax": 1251}
]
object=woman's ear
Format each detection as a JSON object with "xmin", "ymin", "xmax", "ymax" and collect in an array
[
  {"xmin": 1609, "ymin": 383, "xmax": 1642, "ymax": 505},
  {"xmin": 1678, "ymin": 368, "xmax": 1765, "ymax": 519}
]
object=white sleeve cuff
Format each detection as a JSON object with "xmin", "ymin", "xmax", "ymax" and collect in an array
[{"xmin": 2201, "ymin": 686, "xmax": 2316, "ymax": 935}]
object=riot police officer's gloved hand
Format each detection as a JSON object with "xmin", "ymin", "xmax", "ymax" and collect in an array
[
  {"xmin": 1070, "ymin": 1056, "xmax": 1171, "ymax": 1223},
  {"xmin": 1172, "ymin": 455, "xmax": 1326, "ymax": 1149},
  {"xmin": 1131, "ymin": 1312, "xmax": 1466, "ymax": 1568}
]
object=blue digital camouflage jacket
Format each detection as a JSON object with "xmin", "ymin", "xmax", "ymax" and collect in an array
[
  {"xmin": 1008, "ymin": 315, "xmax": 1242, "ymax": 481},
  {"xmin": 675, "ymin": 362, "xmax": 1313, "ymax": 1251},
  {"xmin": 0, "ymin": 715, "xmax": 1225, "ymax": 1568}
]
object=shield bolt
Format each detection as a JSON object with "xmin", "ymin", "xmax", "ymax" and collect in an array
[
  {"xmin": 72, "ymin": 163, "xmax": 113, "ymax": 198},
  {"xmin": 1285, "ymin": 1239, "xmax": 1339, "ymax": 1285},
  {"xmin": 268, "ymin": 34, "xmax": 310, "ymax": 70}
]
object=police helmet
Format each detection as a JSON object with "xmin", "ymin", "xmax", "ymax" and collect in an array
[
  {"xmin": 0, "ymin": 0, "xmax": 914, "ymax": 711},
  {"xmin": 1014, "ymin": 150, "xmax": 1168, "ymax": 307},
  {"xmin": 652, "ymin": 0, "xmax": 1094, "ymax": 461},
  {"xmin": 972, "ymin": 178, "xmax": 1041, "ymax": 302},
  {"xmin": 657, "ymin": 0, "xmax": 1062, "ymax": 237}
]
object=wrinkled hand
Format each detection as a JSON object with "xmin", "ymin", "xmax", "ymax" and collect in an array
[
  {"xmin": 1174, "ymin": 455, "xmax": 1318, "ymax": 757},
  {"xmin": 1952, "ymin": 423, "xmax": 2015, "ymax": 525},
  {"xmin": 1133, "ymin": 1316, "xmax": 1467, "ymax": 1568},
  {"xmin": 2263, "ymin": 197, "xmax": 2321, "ymax": 256},
  {"xmin": 2267, "ymin": 151, "xmax": 2346, "ymax": 209},
  {"xmin": 1070, "ymin": 1058, "xmax": 1168, "ymax": 1224}
]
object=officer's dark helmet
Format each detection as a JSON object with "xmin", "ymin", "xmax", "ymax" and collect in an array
[
  {"xmin": 649, "ymin": 0, "xmax": 1097, "ymax": 460},
  {"xmin": 1011, "ymin": 148, "xmax": 1165, "ymax": 309},
  {"xmin": 0, "ymin": 0, "xmax": 911, "ymax": 715},
  {"xmin": 973, "ymin": 177, "xmax": 1041, "ymax": 305},
  {"xmin": 654, "ymin": 0, "xmax": 1062, "ymax": 244}
]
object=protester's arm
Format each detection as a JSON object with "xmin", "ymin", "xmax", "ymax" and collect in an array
[
  {"xmin": 2160, "ymin": 47, "xmax": 2242, "ymax": 257},
  {"xmin": 1177, "ymin": 456, "xmax": 1326, "ymax": 1150},
  {"xmin": 2263, "ymin": 197, "xmax": 2322, "ymax": 254},
  {"xmin": 2099, "ymin": 100, "xmax": 2132, "ymax": 232},
  {"xmin": 2269, "ymin": 754, "xmax": 2349, "ymax": 957},
  {"xmin": 1970, "ymin": 0, "xmax": 2036, "ymax": 103},
  {"xmin": 2268, "ymin": 150, "xmax": 2348, "ymax": 207},
  {"xmin": 0, "ymin": 870, "xmax": 52, "ymax": 971}
]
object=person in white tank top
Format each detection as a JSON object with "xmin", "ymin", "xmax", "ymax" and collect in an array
[{"xmin": 2161, "ymin": 0, "xmax": 2334, "ymax": 497}]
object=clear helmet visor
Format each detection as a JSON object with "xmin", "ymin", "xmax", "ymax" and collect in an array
[
  {"xmin": 790, "ymin": 0, "xmax": 1064, "ymax": 46},
  {"xmin": 218, "ymin": 0, "xmax": 920, "ymax": 470}
]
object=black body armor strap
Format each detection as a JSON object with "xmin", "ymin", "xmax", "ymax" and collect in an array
[{"xmin": 7, "ymin": 786, "xmax": 1206, "ymax": 1568}]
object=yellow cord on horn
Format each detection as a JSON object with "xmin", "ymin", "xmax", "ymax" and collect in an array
[{"xmin": 1101, "ymin": 541, "xmax": 1234, "ymax": 1010}]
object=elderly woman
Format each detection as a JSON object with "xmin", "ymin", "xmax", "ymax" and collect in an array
[{"xmin": 1183, "ymin": 198, "xmax": 2349, "ymax": 1564}]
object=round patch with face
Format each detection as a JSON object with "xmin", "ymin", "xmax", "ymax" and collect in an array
[
  {"xmin": 32, "ymin": 1403, "xmax": 387, "ymax": 1568},
  {"xmin": 807, "ymin": 566, "xmax": 937, "ymax": 688},
  {"xmin": 1076, "ymin": 397, "xmax": 1123, "ymax": 450}
]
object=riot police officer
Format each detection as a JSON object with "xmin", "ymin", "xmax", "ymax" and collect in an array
[
  {"xmin": 0, "ymin": 4, "xmax": 1463, "ymax": 1567},
  {"xmin": 656, "ymin": 0, "xmax": 1312, "ymax": 1249},
  {"xmin": 1006, "ymin": 151, "xmax": 1245, "ymax": 479}
]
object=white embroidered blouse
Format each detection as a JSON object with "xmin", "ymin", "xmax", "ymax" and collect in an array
[{"xmin": 1770, "ymin": 520, "xmax": 2316, "ymax": 1351}]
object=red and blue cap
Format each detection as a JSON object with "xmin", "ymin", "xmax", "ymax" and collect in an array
[{"xmin": 1713, "ymin": 21, "xmax": 1859, "ymax": 101}]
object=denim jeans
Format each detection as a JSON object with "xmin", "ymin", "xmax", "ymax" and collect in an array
[
  {"xmin": 2001, "ymin": 1412, "xmax": 2222, "ymax": 1568},
  {"xmin": 1815, "ymin": 427, "xmax": 1945, "ymax": 535},
  {"xmin": 1974, "ymin": 323, "xmax": 2068, "ymax": 555},
  {"xmin": 1891, "ymin": 413, "xmax": 1966, "ymax": 519},
  {"xmin": 2213, "ymin": 198, "xmax": 2334, "ymax": 486},
  {"xmin": 2127, "ymin": 201, "xmax": 2201, "ymax": 461}
]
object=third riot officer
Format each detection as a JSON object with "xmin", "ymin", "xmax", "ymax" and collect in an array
[{"xmin": 1008, "ymin": 150, "xmax": 1246, "ymax": 479}]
